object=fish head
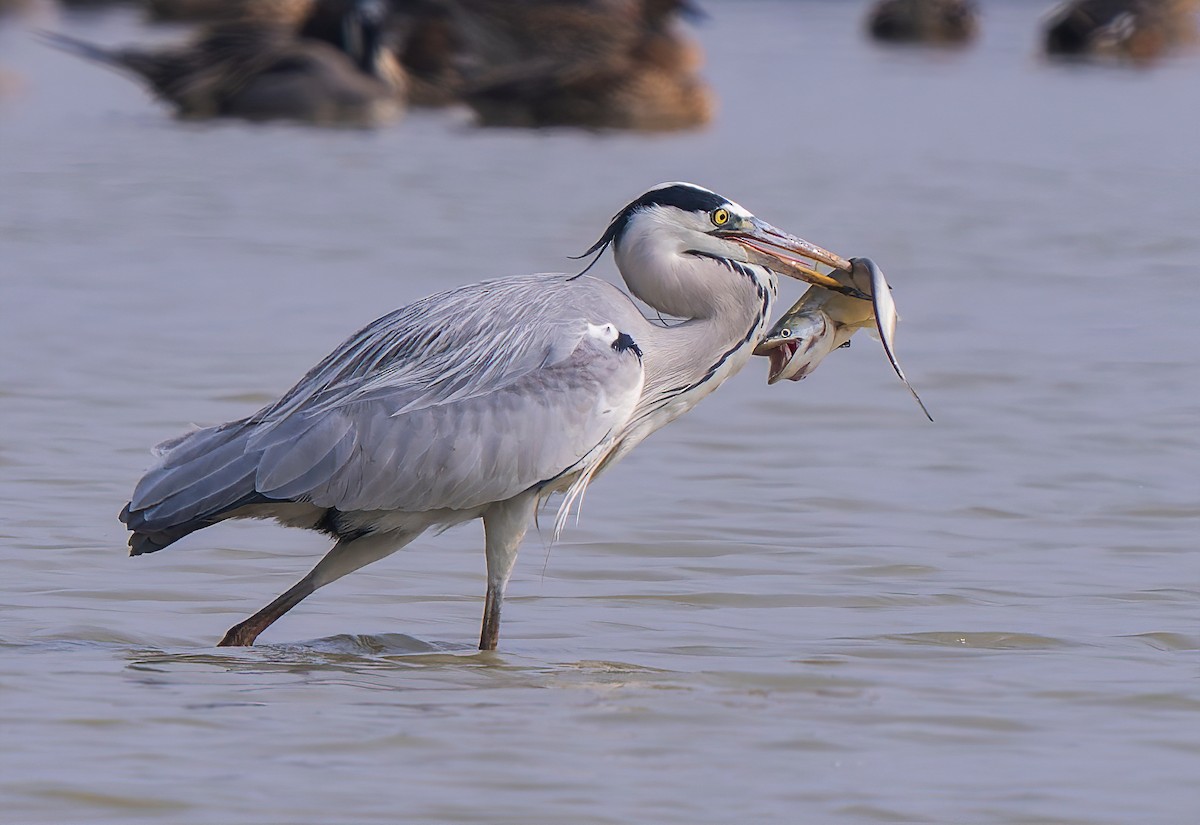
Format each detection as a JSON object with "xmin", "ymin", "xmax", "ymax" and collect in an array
[{"xmin": 755, "ymin": 308, "xmax": 840, "ymax": 384}]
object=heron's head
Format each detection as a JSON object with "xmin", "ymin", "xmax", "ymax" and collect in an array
[{"xmin": 579, "ymin": 183, "xmax": 863, "ymax": 316}]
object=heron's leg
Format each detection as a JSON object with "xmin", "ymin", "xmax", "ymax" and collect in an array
[
  {"xmin": 217, "ymin": 531, "xmax": 414, "ymax": 647},
  {"xmin": 479, "ymin": 494, "xmax": 537, "ymax": 651},
  {"xmin": 218, "ymin": 574, "xmax": 316, "ymax": 646}
]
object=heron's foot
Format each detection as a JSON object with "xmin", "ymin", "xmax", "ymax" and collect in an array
[
  {"xmin": 215, "ymin": 571, "xmax": 317, "ymax": 648},
  {"xmin": 217, "ymin": 621, "xmax": 261, "ymax": 647}
]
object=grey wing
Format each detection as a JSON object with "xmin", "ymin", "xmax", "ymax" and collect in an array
[
  {"xmin": 253, "ymin": 319, "xmax": 643, "ymax": 511},
  {"xmin": 125, "ymin": 275, "xmax": 645, "ymax": 542}
]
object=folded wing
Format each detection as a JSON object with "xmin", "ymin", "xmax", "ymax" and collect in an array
[{"xmin": 123, "ymin": 275, "xmax": 645, "ymax": 552}]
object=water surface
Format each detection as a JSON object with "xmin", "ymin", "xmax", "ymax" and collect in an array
[{"xmin": 2, "ymin": 2, "xmax": 1198, "ymax": 823}]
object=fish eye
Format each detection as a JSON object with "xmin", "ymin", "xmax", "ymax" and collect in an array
[
  {"xmin": 710, "ymin": 208, "xmax": 730, "ymax": 227},
  {"xmin": 778, "ymin": 328, "xmax": 791, "ymax": 338}
]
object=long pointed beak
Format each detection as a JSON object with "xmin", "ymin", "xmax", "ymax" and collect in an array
[{"xmin": 728, "ymin": 218, "xmax": 865, "ymax": 298}]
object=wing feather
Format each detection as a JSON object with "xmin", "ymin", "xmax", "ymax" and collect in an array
[
  {"xmin": 133, "ymin": 430, "xmax": 252, "ymax": 510},
  {"xmin": 263, "ymin": 278, "xmax": 645, "ymax": 512},
  {"xmin": 255, "ymin": 413, "xmax": 356, "ymax": 494},
  {"xmin": 257, "ymin": 419, "xmax": 358, "ymax": 500}
]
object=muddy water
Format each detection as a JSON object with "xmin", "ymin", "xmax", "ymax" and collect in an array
[{"xmin": 2, "ymin": 1, "xmax": 1198, "ymax": 823}]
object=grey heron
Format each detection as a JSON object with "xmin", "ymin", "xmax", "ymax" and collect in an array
[
  {"xmin": 120, "ymin": 182, "xmax": 858, "ymax": 650},
  {"xmin": 41, "ymin": 0, "xmax": 406, "ymax": 126}
]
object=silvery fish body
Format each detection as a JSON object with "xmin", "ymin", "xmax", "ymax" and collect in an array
[{"xmin": 754, "ymin": 272, "xmax": 875, "ymax": 384}]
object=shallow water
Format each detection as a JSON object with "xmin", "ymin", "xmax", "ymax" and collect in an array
[{"xmin": 2, "ymin": 1, "xmax": 1199, "ymax": 823}]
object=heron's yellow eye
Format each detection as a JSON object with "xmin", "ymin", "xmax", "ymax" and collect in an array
[{"xmin": 711, "ymin": 208, "xmax": 730, "ymax": 227}]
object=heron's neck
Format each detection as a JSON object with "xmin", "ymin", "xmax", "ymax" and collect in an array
[{"xmin": 618, "ymin": 251, "xmax": 778, "ymax": 435}]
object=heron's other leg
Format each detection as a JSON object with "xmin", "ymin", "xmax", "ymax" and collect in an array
[
  {"xmin": 218, "ymin": 530, "xmax": 415, "ymax": 647},
  {"xmin": 479, "ymin": 494, "xmax": 537, "ymax": 651}
]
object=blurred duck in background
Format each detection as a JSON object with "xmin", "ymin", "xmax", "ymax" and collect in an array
[
  {"xmin": 143, "ymin": 0, "xmax": 314, "ymax": 25},
  {"xmin": 55, "ymin": 0, "xmax": 130, "ymax": 9},
  {"xmin": 0, "ymin": 0, "xmax": 38, "ymax": 17},
  {"xmin": 866, "ymin": 0, "xmax": 979, "ymax": 45},
  {"xmin": 393, "ymin": 0, "xmax": 714, "ymax": 131},
  {"xmin": 386, "ymin": 0, "xmax": 462, "ymax": 105},
  {"xmin": 42, "ymin": 0, "xmax": 407, "ymax": 125},
  {"xmin": 143, "ymin": 0, "xmax": 394, "ymax": 35},
  {"xmin": 0, "ymin": 0, "xmax": 37, "ymax": 96},
  {"xmin": 0, "ymin": 61, "xmax": 22, "ymax": 99},
  {"xmin": 1042, "ymin": 0, "xmax": 1198, "ymax": 61}
]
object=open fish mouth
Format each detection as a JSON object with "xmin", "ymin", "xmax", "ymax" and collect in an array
[
  {"xmin": 764, "ymin": 339, "xmax": 800, "ymax": 384},
  {"xmin": 755, "ymin": 306, "xmax": 837, "ymax": 385}
]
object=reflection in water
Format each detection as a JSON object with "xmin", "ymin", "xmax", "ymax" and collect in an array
[{"xmin": 2, "ymin": 1, "xmax": 1200, "ymax": 824}]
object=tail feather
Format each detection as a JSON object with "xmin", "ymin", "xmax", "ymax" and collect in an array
[
  {"xmin": 155, "ymin": 418, "xmax": 246, "ymax": 467},
  {"xmin": 133, "ymin": 428, "xmax": 254, "ymax": 509},
  {"xmin": 36, "ymin": 30, "xmax": 126, "ymax": 69},
  {"xmin": 137, "ymin": 455, "xmax": 261, "ymax": 526},
  {"xmin": 122, "ymin": 421, "xmax": 271, "ymax": 555},
  {"xmin": 120, "ymin": 501, "xmax": 205, "ymax": 556},
  {"xmin": 37, "ymin": 29, "xmax": 179, "ymax": 97},
  {"xmin": 121, "ymin": 489, "xmax": 268, "ymax": 556}
]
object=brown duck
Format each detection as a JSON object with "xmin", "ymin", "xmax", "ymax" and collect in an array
[
  {"xmin": 43, "ymin": 0, "xmax": 406, "ymax": 126},
  {"xmin": 143, "ymin": 0, "xmax": 314, "ymax": 25},
  {"xmin": 1042, "ymin": 0, "xmax": 1198, "ymax": 62},
  {"xmin": 866, "ymin": 0, "xmax": 979, "ymax": 45},
  {"xmin": 396, "ymin": 0, "xmax": 714, "ymax": 130}
]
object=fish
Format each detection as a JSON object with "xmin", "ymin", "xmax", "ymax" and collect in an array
[
  {"xmin": 756, "ymin": 256, "xmax": 932, "ymax": 420},
  {"xmin": 754, "ymin": 263, "xmax": 875, "ymax": 385},
  {"xmin": 755, "ymin": 307, "xmax": 847, "ymax": 384}
]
